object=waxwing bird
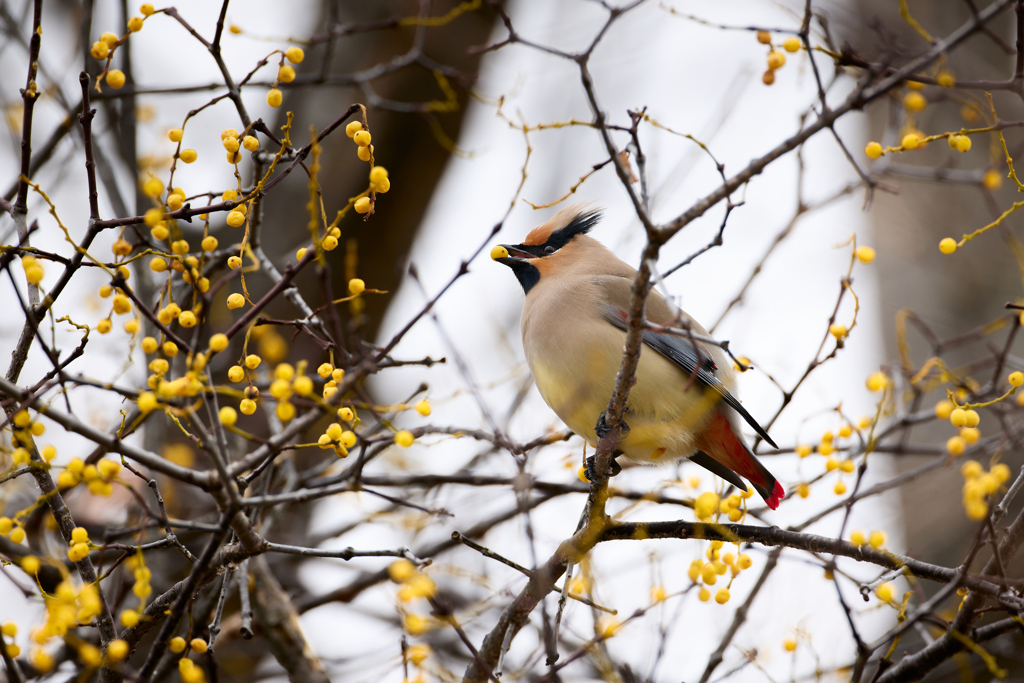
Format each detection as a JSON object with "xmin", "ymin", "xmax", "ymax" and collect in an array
[{"xmin": 491, "ymin": 205, "xmax": 785, "ymax": 509}]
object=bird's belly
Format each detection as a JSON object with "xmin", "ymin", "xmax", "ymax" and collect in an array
[{"xmin": 528, "ymin": 346, "xmax": 721, "ymax": 465}]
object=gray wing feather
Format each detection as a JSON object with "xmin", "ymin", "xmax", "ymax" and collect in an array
[{"xmin": 600, "ymin": 306, "xmax": 778, "ymax": 449}]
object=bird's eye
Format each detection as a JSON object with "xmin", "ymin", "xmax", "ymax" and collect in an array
[{"xmin": 543, "ymin": 245, "xmax": 556, "ymax": 254}]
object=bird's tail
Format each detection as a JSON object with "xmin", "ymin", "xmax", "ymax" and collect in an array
[{"xmin": 696, "ymin": 412, "xmax": 785, "ymax": 510}]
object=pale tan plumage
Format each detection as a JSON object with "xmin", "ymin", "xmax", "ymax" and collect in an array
[{"xmin": 493, "ymin": 205, "xmax": 784, "ymax": 508}]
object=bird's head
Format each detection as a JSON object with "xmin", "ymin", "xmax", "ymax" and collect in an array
[{"xmin": 491, "ymin": 205, "xmax": 602, "ymax": 294}]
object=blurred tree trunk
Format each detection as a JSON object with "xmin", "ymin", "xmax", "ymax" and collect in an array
[{"xmin": 259, "ymin": 0, "xmax": 495, "ymax": 349}]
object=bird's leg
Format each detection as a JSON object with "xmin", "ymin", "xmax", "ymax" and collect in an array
[{"xmin": 594, "ymin": 411, "xmax": 630, "ymax": 442}]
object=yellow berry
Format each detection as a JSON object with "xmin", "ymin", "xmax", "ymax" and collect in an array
[
  {"xmin": 796, "ymin": 483, "xmax": 810, "ymax": 498},
  {"xmin": 850, "ymin": 530, "xmax": 865, "ymax": 545},
  {"xmin": 865, "ymin": 142, "xmax": 884, "ymax": 160},
  {"xmin": 226, "ymin": 211, "xmax": 246, "ymax": 227},
  {"xmin": 20, "ymin": 555, "xmax": 40, "ymax": 574},
  {"xmin": 736, "ymin": 554, "xmax": 752, "ymax": 569},
  {"xmin": 244, "ymin": 354, "xmax": 261, "ymax": 369},
  {"xmin": 243, "ymin": 135, "xmax": 259, "ymax": 152},
  {"xmin": 293, "ymin": 375, "xmax": 314, "ymax": 396},
  {"xmin": 937, "ymin": 70, "xmax": 955, "ymax": 87},
  {"xmin": 227, "ymin": 293, "xmax": 245, "ymax": 309},
  {"xmin": 694, "ymin": 491, "xmax": 719, "ymax": 521},
  {"xmin": 127, "ymin": 16, "xmax": 144, "ymax": 31},
  {"xmin": 228, "ymin": 256, "xmax": 242, "ymax": 269},
  {"xmin": 101, "ymin": 32, "xmax": 119, "ymax": 47},
  {"xmin": 179, "ymin": 149, "xmax": 197, "ymax": 164},
  {"xmin": 782, "ymin": 36, "xmax": 800, "ymax": 52},
  {"xmin": 276, "ymin": 401, "xmax": 295, "ymax": 422},
  {"xmin": 756, "ymin": 30, "xmax": 771, "ymax": 44},
  {"xmin": 178, "ymin": 310, "xmax": 197, "ymax": 327},
  {"xmin": 1008, "ymin": 371, "xmax": 1024, "ymax": 388},
  {"xmin": 840, "ymin": 459, "xmax": 855, "ymax": 473},
  {"xmin": 875, "ymin": 582, "xmax": 894, "ymax": 602},
  {"xmin": 983, "ymin": 169, "xmax": 1003, "ymax": 191},
  {"xmin": 353, "ymin": 130, "xmax": 371, "ymax": 147},
  {"xmin": 151, "ymin": 224, "xmax": 169, "ymax": 241},
  {"xmin": 955, "ymin": 135, "xmax": 972, "ymax": 153},
  {"xmin": 866, "ymin": 371, "xmax": 888, "ymax": 392},
  {"xmin": 208, "ymin": 334, "xmax": 228, "ymax": 353},
  {"xmin": 795, "ymin": 443, "xmax": 813, "ymax": 457},
  {"xmin": 964, "ymin": 409, "xmax": 980, "ymax": 428},
  {"xmin": 834, "ymin": 481, "xmax": 847, "ymax": 495},
  {"xmin": 190, "ymin": 639, "xmax": 208, "ymax": 654},
  {"xmin": 169, "ymin": 636, "xmax": 186, "ymax": 653},
  {"xmin": 346, "ymin": 121, "xmax": 363, "ymax": 138},
  {"xmin": 354, "ymin": 197, "xmax": 371, "ymax": 214},
  {"xmin": 868, "ymin": 530, "xmax": 886, "ymax": 548},
  {"xmin": 856, "ymin": 245, "xmax": 876, "ymax": 263},
  {"xmin": 950, "ymin": 407, "xmax": 967, "ymax": 427},
  {"xmin": 240, "ymin": 398, "xmax": 257, "ymax": 415},
  {"xmin": 349, "ymin": 278, "xmax": 365, "ymax": 295},
  {"xmin": 278, "ymin": 64, "xmax": 295, "ymax": 83},
  {"xmin": 91, "ymin": 41, "xmax": 110, "ymax": 60},
  {"xmin": 762, "ymin": 70, "xmax": 775, "ymax": 86},
  {"xmin": 715, "ymin": 588, "xmax": 730, "ymax": 604},
  {"xmin": 375, "ymin": 177, "xmax": 391, "ymax": 193},
  {"xmin": 10, "ymin": 528, "xmax": 25, "ymax": 544},
  {"xmin": 338, "ymin": 407, "xmax": 355, "ymax": 421},
  {"xmin": 767, "ymin": 51, "xmax": 785, "ymax": 69},
  {"xmin": 901, "ymin": 133, "xmax": 920, "ymax": 150},
  {"xmin": 960, "ymin": 427, "xmax": 980, "ymax": 444},
  {"xmin": 395, "ymin": 430, "xmax": 415, "ymax": 447},
  {"xmin": 322, "ymin": 235, "xmax": 338, "ymax": 251},
  {"xmin": 415, "ymin": 399, "xmax": 431, "ymax": 416},
  {"xmin": 839, "ymin": 423, "xmax": 853, "ymax": 438},
  {"xmin": 267, "ymin": 88, "xmax": 283, "ymax": 107},
  {"xmin": 937, "ymin": 236, "xmax": 958, "ymax": 254},
  {"xmin": 934, "ymin": 399, "xmax": 954, "ymax": 420},
  {"xmin": 829, "ymin": 324, "xmax": 847, "ymax": 339},
  {"xmin": 107, "ymin": 69, "xmax": 126, "ymax": 88},
  {"xmin": 369, "ymin": 166, "xmax": 388, "ymax": 185},
  {"xmin": 285, "ymin": 46, "xmax": 304, "ymax": 63},
  {"xmin": 357, "ymin": 144, "xmax": 372, "ymax": 161},
  {"xmin": 903, "ymin": 92, "xmax": 926, "ymax": 112},
  {"xmin": 783, "ymin": 638, "xmax": 797, "ymax": 652},
  {"xmin": 947, "ymin": 436, "xmax": 966, "ymax": 456}
]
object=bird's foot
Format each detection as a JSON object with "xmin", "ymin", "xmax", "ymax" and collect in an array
[
  {"xmin": 584, "ymin": 450, "xmax": 622, "ymax": 482},
  {"xmin": 595, "ymin": 412, "xmax": 630, "ymax": 443}
]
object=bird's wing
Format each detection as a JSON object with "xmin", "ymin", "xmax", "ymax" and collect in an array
[{"xmin": 595, "ymin": 282, "xmax": 778, "ymax": 450}]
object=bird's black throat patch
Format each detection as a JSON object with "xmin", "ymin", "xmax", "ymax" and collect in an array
[{"xmin": 508, "ymin": 259, "xmax": 541, "ymax": 294}]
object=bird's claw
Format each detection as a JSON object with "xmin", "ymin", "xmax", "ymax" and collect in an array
[
  {"xmin": 584, "ymin": 450, "xmax": 622, "ymax": 482},
  {"xmin": 595, "ymin": 412, "xmax": 630, "ymax": 442}
]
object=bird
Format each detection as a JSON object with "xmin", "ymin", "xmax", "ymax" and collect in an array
[{"xmin": 491, "ymin": 204, "xmax": 784, "ymax": 509}]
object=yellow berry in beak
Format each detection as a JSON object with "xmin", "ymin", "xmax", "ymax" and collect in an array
[{"xmin": 490, "ymin": 245, "xmax": 509, "ymax": 260}]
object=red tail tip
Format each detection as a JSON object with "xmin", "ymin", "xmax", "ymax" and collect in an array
[{"xmin": 765, "ymin": 481, "xmax": 785, "ymax": 510}]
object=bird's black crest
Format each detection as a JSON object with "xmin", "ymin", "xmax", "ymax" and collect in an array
[
  {"xmin": 546, "ymin": 209, "xmax": 601, "ymax": 250},
  {"xmin": 513, "ymin": 209, "xmax": 602, "ymax": 258}
]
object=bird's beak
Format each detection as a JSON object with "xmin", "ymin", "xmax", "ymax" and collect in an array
[{"xmin": 490, "ymin": 244, "xmax": 533, "ymax": 262}]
